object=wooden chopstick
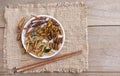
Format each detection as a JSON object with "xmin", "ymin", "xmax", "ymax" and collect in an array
[{"xmin": 14, "ymin": 50, "xmax": 82, "ymax": 73}]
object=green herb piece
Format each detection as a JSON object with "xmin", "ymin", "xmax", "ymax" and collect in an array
[{"xmin": 44, "ymin": 47, "xmax": 51, "ymax": 53}]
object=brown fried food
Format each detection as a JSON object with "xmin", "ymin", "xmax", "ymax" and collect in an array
[
  {"xmin": 18, "ymin": 17, "xmax": 26, "ymax": 30},
  {"xmin": 17, "ymin": 33, "xmax": 21, "ymax": 41},
  {"xmin": 24, "ymin": 17, "xmax": 63, "ymax": 56}
]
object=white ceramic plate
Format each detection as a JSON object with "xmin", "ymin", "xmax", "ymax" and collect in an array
[{"xmin": 21, "ymin": 15, "xmax": 65, "ymax": 59}]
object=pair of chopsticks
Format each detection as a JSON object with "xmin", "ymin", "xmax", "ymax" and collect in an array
[{"xmin": 14, "ymin": 50, "xmax": 82, "ymax": 73}]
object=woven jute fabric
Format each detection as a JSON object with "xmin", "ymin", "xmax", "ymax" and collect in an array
[{"xmin": 4, "ymin": 1, "xmax": 88, "ymax": 73}]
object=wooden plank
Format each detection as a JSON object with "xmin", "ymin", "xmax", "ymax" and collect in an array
[
  {"xmin": 0, "ymin": 0, "xmax": 120, "ymax": 27},
  {"xmin": 1, "ymin": 0, "xmax": 120, "ymax": 27},
  {"xmin": 87, "ymin": 0, "xmax": 120, "ymax": 25},
  {"xmin": 1, "ymin": 73, "xmax": 120, "ymax": 76},
  {"xmin": 88, "ymin": 26, "xmax": 120, "ymax": 71}
]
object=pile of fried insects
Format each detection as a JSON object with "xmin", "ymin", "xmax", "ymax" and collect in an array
[{"xmin": 17, "ymin": 15, "xmax": 63, "ymax": 57}]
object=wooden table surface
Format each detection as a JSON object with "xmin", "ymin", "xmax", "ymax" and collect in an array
[{"xmin": 1, "ymin": 0, "xmax": 120, "ymax": 76}]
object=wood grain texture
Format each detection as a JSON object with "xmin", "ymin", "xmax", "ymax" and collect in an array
[
  {"xmin": 87, "ymin": 0, "xmax": 120, "ymax": 25},
  {"xmin": 1, "ymin": 0, "xmax": 120, "ymax": 76},
  {"xmin": 1, "ymin": 73, "xmax": 120, "ymax": 76},
  {"xmin": 88, "ymin": 26, "xmax": 120, "ymax": 71},
  {"xmin": 1, "ymin": 0, "xmax": 120, "ymax": 27}
]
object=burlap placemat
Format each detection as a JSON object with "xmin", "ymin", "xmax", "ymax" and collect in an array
[{"xmin": 4, "ymin": 1, "xmax": 88, "ymax": 73}]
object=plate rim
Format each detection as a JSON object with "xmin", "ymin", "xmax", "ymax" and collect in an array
[{"xmin": 21, "ymin": 15, "xmax": 65, "ymax": 59}]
